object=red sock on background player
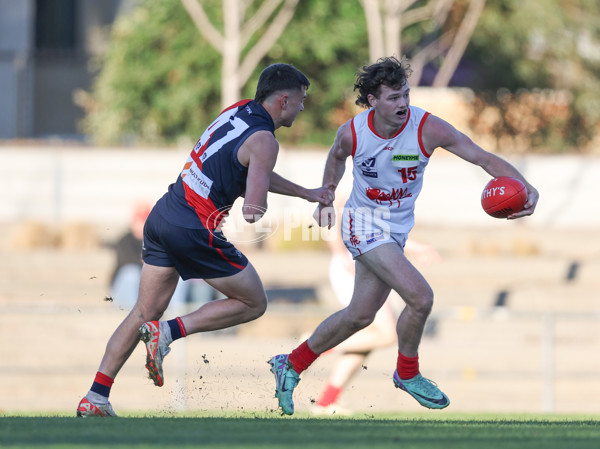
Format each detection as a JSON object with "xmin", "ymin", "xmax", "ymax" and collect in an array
[{"xmin": 317, "ymin": 384, "xmax": 342, "ymax": 407}]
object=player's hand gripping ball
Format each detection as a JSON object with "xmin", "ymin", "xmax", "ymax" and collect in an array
[{"xmin": 481, "ymin": 177, "xmax": 527, "ymax": 218}]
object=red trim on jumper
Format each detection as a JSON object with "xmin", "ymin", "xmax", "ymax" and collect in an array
[
  {"xmin": 347, "ymin": 209, "xmax": 362, "ymax": 255},
  {"xmin": 182, "ymin": 183, "xmax": 222, "ymax": 229},
  {"xmin": 348, "ymin": 208, "xmax": 352, "ymax": 232},
  {"xmin": 94, "ymin": 372, "xmax": 114, "ymax": 387},
  {"xmin": 190, "ymin": 138, "xmax": 208, "ymax": 171},
  {"xmin": 418, "ymin": 112, "xmax": 431, "ymax": 158},
  {"xmin": 176, "ymin": 317, "xmax": 187, "ymax": 337},
  {"xmin": 350, "ymin": 118, "xmax": 357, "ymax": 158},
  {"xmin": 219, "ymin": 99, "xmax": 252, "ymax": 115},
  {"xmin": 367, "ymin": 108, "xmax": 411, "ymax": 139}
]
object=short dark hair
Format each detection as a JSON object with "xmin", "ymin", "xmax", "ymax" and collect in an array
[
  {"xmin": 254, "ymin": 63, "xmax": 310, "ymax": 103},
  {"xmin": 354, "ymin": 57, "xmax": 412, "ymax": 108}
]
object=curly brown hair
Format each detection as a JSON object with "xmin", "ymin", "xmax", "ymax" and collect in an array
[{"xmin": 354, "ymin": 57, "xmax": 412, "ymax": 108}]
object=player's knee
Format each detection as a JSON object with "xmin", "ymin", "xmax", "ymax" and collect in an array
[
  {"xmin": 135, "ymin": 302, "xmax": 166, "ymax": 322},
  {"xmin": 347, "ymin": 311, "xmax": 376, "ymax": 332},
  {"xmin": 413, "ymin": 291, "xmax": 434, "ymax": 317},
  {"xmin": 248, "ymin": 293, "xmax": 268, "ymax": 319},
  {"xmin": 254, "ymin": 299, "xmax": 267, "ymax": 319}
]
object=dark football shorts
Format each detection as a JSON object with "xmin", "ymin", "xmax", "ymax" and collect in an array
[{"xmin": 142, "ymin": 208, "xmax": 248, "ymax": 280}]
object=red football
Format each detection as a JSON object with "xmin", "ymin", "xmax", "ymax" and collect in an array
[{"xmin": 481, "ymin": 177, "xmax": 527, "ymax": 218}]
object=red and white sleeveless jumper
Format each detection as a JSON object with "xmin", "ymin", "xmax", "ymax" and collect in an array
[{"xmin": 341, "ymin": 105, "xmax": 432, "ymax": 256}]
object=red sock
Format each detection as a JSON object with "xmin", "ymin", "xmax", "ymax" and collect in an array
[
  {"xmin": 397, "ymin": 351, "xmax": 420, "ymax": 380},
  {"xmin": 317, "ymin": 383, "xmax": 342, "ymax": 407},
  {"xmin": 288, "ymin": 340, "xmax": 319, "ymax": 373},
  {"xmin": 90, "ymin": 371, "xmax": 114, "ymax": 397}
]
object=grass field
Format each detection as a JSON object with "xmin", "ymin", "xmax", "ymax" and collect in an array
[{"xmin": 2, "ymin": 412, "xmax": 600, "ymax": 449}]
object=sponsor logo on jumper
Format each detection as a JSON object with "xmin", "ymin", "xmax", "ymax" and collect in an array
[
  {"xmin": 383, "ymin": 146, "xmax": 394, "ymax": 151},
  {"xmin": 392, "ymin": 154, "xmax": 419, "ymax": 161},
  {"xmin": 365, "ymin": 186, "xmax": 412, "ymax": 207},
  {"xmin": 185, "ymin": 166, "xmax": 213, "ymax": 198},
  {"xmin": 360, "ymin": 157, "xmax": 378, "ymax": 178}
]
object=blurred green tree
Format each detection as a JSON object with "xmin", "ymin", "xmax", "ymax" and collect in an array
[
  {"xmin": 80, "ymin": 0, "xmax": 222, "ymax": 144},
  {"xmin": 80, "ymin": 0, "xmax": 600, "ymax": 152},
  {"xmin": 359, "ymin": 0, "xmax": 486, "ymax": 87},
  {"xmin": 81, "ymin": 0, "xmax": 370, "ymax": 146},
  {"xmin": 258, "ymin": 0, "xmax": 370, "ymax": 146},
  {"xmin": 463, "ymin": 0, "xmax": 600, "ymax": 151},
  {"xmin": 181, "ymin": 0, "xmax": 300, "ymax": 109}
]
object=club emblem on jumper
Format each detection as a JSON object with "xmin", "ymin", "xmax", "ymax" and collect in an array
[
  {"xmin": 365, "ymin": 187, "xmax": 412, "ymax": 207},
  {"xmin": 360, "ymin": 157, "xmax": 378, "ymax": 178}
]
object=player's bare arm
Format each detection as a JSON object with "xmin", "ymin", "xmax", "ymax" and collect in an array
[
  {"xmin": 314, "ymin": 121, "xmax": 353, "ymax": 228},
  {"xmin": 268, "ymin": 172, "xmax": 334, "ymax": 205},
  {"xmin": 422, "ymin": 114, "xmax": 539, "ymax": 218},
  {"xmin": 324, "ymin": 121, "xmax": 353, "ymax": 188},
  {"xmin": 237, "ymin": 131, "xmax": 279, "ymax": 223}
]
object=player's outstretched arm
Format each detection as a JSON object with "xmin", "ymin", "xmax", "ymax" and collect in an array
[
  {"xmin": 422, "ymin": 114, "xmax": 539, "ymax": 218},
  {"xmin": 268, "ymin": 172, "xmax": 335, "ymax": 205}
]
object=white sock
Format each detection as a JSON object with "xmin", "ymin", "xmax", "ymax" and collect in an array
[
  {"xmin": 160, "ymin": 320, "xmax": 173, "ymax": 346},
  {"xmin": 86, "ymin": 391, "xmax": 108, "ymax": 405}
]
